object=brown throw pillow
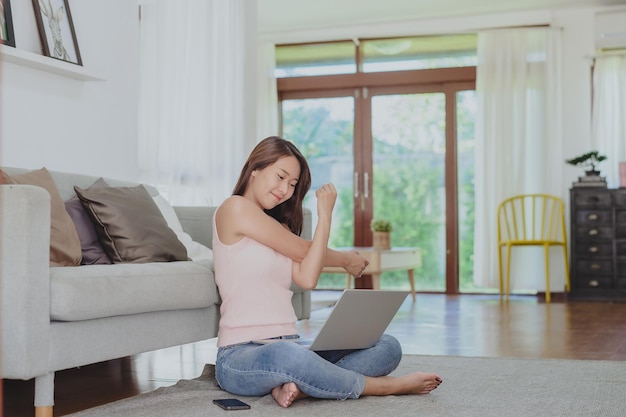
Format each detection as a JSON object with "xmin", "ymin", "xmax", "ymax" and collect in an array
[
  {"xmin": 0, "ymin": 170, "xmax": 11, "ymax": 184},
  {"xmin": 4, "ymin": 167, "xmax": 82, "ymax": 266},
  {"xmin": 74, "ymin": 184, "xmax": 188, "ymax": 263},
  {"xmin": 65, "ymin": 178, "xmax": 112, "ymax": 265}
]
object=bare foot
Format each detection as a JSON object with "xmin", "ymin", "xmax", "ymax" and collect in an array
[
  {"xmin": 398, "ymin": 372, "xmax": 443, "ymax": 394},
  {"xmin": 271, "ymin": 382, "xmax": 305, "ymax": 408},
  {"xmin": 363, "ymin": 372, "xmax": 443, "ymax": 396}
]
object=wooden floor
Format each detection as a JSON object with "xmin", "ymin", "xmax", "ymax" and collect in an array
[{"xmin": 4, "ymin": 292, "xmax": 626, "ymax": 417}]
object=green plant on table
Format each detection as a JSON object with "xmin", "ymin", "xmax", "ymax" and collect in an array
[{"xmin": 370, "ymin": 219, "xmax": 393, "ymax": 232}]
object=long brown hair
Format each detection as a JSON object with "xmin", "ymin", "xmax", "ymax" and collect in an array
[{"xmin": 232, "ymin": 136, "xmax": 311, "ymax": 236}]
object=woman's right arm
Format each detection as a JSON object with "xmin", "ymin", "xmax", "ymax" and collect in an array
[{"xmin": 215, "ymin": 196, "xmax": 367, "ymax": 276}]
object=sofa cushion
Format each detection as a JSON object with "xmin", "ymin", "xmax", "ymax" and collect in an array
[
  {"xmin": 65, "ymin": 178, "xmax": 112, "ymax": 265},
  {"xmin": 50, "ymin": 259, "xmax": 216, "ymax": 321},
  {"xmin": 2, "ymin": 167, "xmax": 82, "ymax": 267},
  {"xmin": 74, "ymin": 184, "xmax": 188, "ymax": 263}
]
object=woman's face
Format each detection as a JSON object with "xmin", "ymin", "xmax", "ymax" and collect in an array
[{"xmin": 246, "ymin": 156, "xmax": 300, "ymax": 210}]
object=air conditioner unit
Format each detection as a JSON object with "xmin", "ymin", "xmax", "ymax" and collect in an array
[{"xmin": 595, "ymin": 10, "xmax": 626, "ymax": 50}]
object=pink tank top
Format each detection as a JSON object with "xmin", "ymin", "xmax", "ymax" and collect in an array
[{"xmin": 213, "ymin": 210, "xmax": 297, "ymax": 347}]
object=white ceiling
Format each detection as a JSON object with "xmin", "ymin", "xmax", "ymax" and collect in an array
[{"xmin": 258, "ymin": 0, "xmax": 626, "ymax": 33}]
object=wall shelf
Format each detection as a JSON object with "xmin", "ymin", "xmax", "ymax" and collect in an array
[{"xmin": 0, "ymin": 45, "xmax": 104, "ymax": 81}]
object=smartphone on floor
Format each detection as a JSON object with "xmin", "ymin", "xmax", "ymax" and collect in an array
[{"xmin": 213, "ymin": 398, "xmax": 251, "ymax": 410}]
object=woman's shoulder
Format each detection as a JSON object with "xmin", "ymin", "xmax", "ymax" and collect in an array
[
  {"xmin": 217, "ymin": 196, "xmax": 261, "ymax": 220},
  {"xmin": 219, "ymin": 195, "xmax": 251, "ymax": 211}
]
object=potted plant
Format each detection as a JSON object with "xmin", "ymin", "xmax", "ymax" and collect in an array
[
  {"xmin": 371, "ymin": 219, "xmax": 392, "ymax": 250},
  {"xmin": 565, "ymin": 151, "xmax": 607, "ymax": 176}
]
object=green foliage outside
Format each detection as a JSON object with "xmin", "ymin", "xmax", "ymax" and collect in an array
[
  {"xmin": 282, "ymin": 90, "xmax": 479, "ymax": 292},
  {"xmin": 456, "ymin": 91, "xmax": 477, "ymax": 291}
]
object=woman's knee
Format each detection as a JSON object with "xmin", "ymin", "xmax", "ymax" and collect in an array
[
  {"xmin": 379, "ymin": 334, "xmax": 402, "ymax": 369},
  {"xmin": 380, "ymin": 334, "xmax": 402, "ymax": 356}
]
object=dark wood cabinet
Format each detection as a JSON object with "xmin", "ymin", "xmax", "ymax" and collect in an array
[{"xmin": 569, "ymin": 188, "xmax": 626, "ymax": 300}]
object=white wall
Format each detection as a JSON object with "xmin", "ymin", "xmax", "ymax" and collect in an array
[{"xmin": 0, "ymin": 0, "xmax": 140, "ymax": 181}]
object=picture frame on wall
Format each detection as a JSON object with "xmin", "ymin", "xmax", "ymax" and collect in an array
[
  {"xmin": 32, "ymin": 0, "xmax": 82, "ymax": 65},
  {"xmin": 1, "ymin": 0, "xmax": 15, "ymax": 47}
]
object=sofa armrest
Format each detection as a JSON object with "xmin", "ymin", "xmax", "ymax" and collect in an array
[
  {"xmin": 293, "ymin": 208, "xmax": 312, "ymax": 319},
  {"xmin": 0, "ymin": 185, "xmax": 51, "ymax": 379},
  {"xmin": 301, "ymin": 208, "xmax": 312, "ymax": 240},
  {"xmin": 174, "ymin": 206, "xmax": 217, "ymax": 249}
]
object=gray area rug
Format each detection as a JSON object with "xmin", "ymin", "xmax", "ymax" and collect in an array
[{"xmin": 67, "ymin": 355, "xmax": 626, "ymax": 417}]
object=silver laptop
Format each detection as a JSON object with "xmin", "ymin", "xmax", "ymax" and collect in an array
[
  {"xmin": 257, "ymin": 289, "xmax": 408, "ymax": 351},
  {"xmin": 308, "ymin": 289, "xmax": 408, "ymax": 350},
  {"xmin": 309, "ymin": 290, "xmax": 409, "ymax": 350}
]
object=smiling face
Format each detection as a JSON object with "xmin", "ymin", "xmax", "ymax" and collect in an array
[{"xmin": 244, "ymin": 155, "xmax": 301, "ymax": 210}]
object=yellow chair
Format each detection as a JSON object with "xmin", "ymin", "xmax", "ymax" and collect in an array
[{"xmin": 497, "ymin": 194, "xmax": 570, "ymax": 303}]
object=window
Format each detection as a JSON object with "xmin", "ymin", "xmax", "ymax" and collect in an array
[
  {"xmin": 275, "ymin": 41, "xmax": 356, "ymax": 77},
  {"xmin": 275, "ymin": 34, "xmax": 477, "ymax": 77},
  {"xmin": 362, "ymin": 35, "xmax": 477, "ymax": 72}
]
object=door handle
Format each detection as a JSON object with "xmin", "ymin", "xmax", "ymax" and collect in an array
[
  {"xmin": 364, "ymin": 172, "xmax": 369, "ymax": 199},
  {"xmin": 354, "ymin": 172, "xmax": 359, "ymax": 198}
]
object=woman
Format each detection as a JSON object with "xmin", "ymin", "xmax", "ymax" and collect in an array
[{"xmin": 212, "ymin": 136, "xmax": 442, "ymax": 408}]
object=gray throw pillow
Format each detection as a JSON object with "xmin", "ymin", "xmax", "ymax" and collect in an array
[
  {"xmin": 65, "ymin": 178, "xmax": 112, "ymax": 265},
  {"xmin": 74, "ymin": 184, "xmax": 188, "ymax": 263}
]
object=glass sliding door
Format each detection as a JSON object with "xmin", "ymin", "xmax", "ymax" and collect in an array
[
  {"xmin": 456, "ymin": 90, "xmax": 479, "ymax": 292},
  {"xmin": 371, "ymin": 92, "xmax": 447, "ymax": 291}
]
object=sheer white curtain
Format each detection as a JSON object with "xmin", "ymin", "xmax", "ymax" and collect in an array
[
  {"xmin": 257, "ymin": 41, "xmax": 280, "ymax": 138},
  {"xmin": 473, "ymin": 28, "xmax": 563, "ymax": 290},
  {"xmin": 592, "ymin": 53, "xmax": 626, "ymax": 188},
  {"xmin": 138, "ymin": 0, "xmax": 256, "ymax": 206}
]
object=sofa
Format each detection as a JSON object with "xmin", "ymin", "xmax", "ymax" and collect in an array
[{"xmin": 0, "ymin": 167, "xmax": 312, "ymax": 415}]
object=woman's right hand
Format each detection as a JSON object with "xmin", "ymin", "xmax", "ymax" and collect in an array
[{"xmin": 344, "ymin": 250, "xmax": 369, "ymax": 278}]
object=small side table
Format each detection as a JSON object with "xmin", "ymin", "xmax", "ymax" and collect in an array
[{"xmin": 323, "ymin": 247, "xmax": 421, "ymax": 302}]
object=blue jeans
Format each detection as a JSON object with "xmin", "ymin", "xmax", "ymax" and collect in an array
[{"xmin": 215, "ymin": 334, "xmax": 402, "ymax": 400}]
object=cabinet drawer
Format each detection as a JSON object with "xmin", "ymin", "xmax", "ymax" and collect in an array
[
  {"xmin": 617, "ymin": 209, "xmax": 626, "ymax": 224},
  {"xmin": 616, "ymin": 258, "xmax": 626, "ymax": 276},
  {"xmin": 614, "ymin": 190, "xmax": 626, "ymax": 205},
  {"xmin": 617, "ymin": 278, "xmax": 626, "ymax": 289},
  {"xmin": 574, "ymin": 226, "xmax": 613, "ymax": 240},
  {"xmin": 617, "ymin": 225, "xmax": 626, "ymax": 239},
  {"xmin": 574, "ymin": 259, "xmax": 613, "ymax": 275},
  {"xmin": 572, "ymin": 190, "xmax": 612, "ymax": 207},
  {"xmin": 575, "ymin": 276, "xmax": 613, "ymax": 289},
  {"xmin": 574, "ymin": 242, "xmax": 612, "ymax": 257},
  {"xmin": 616, "ymin": 242, "xmax": 626, "ymax": 256},
  {"xmin": 575, "ymin": 209, "xmax": 612, "ymax": 224}
]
